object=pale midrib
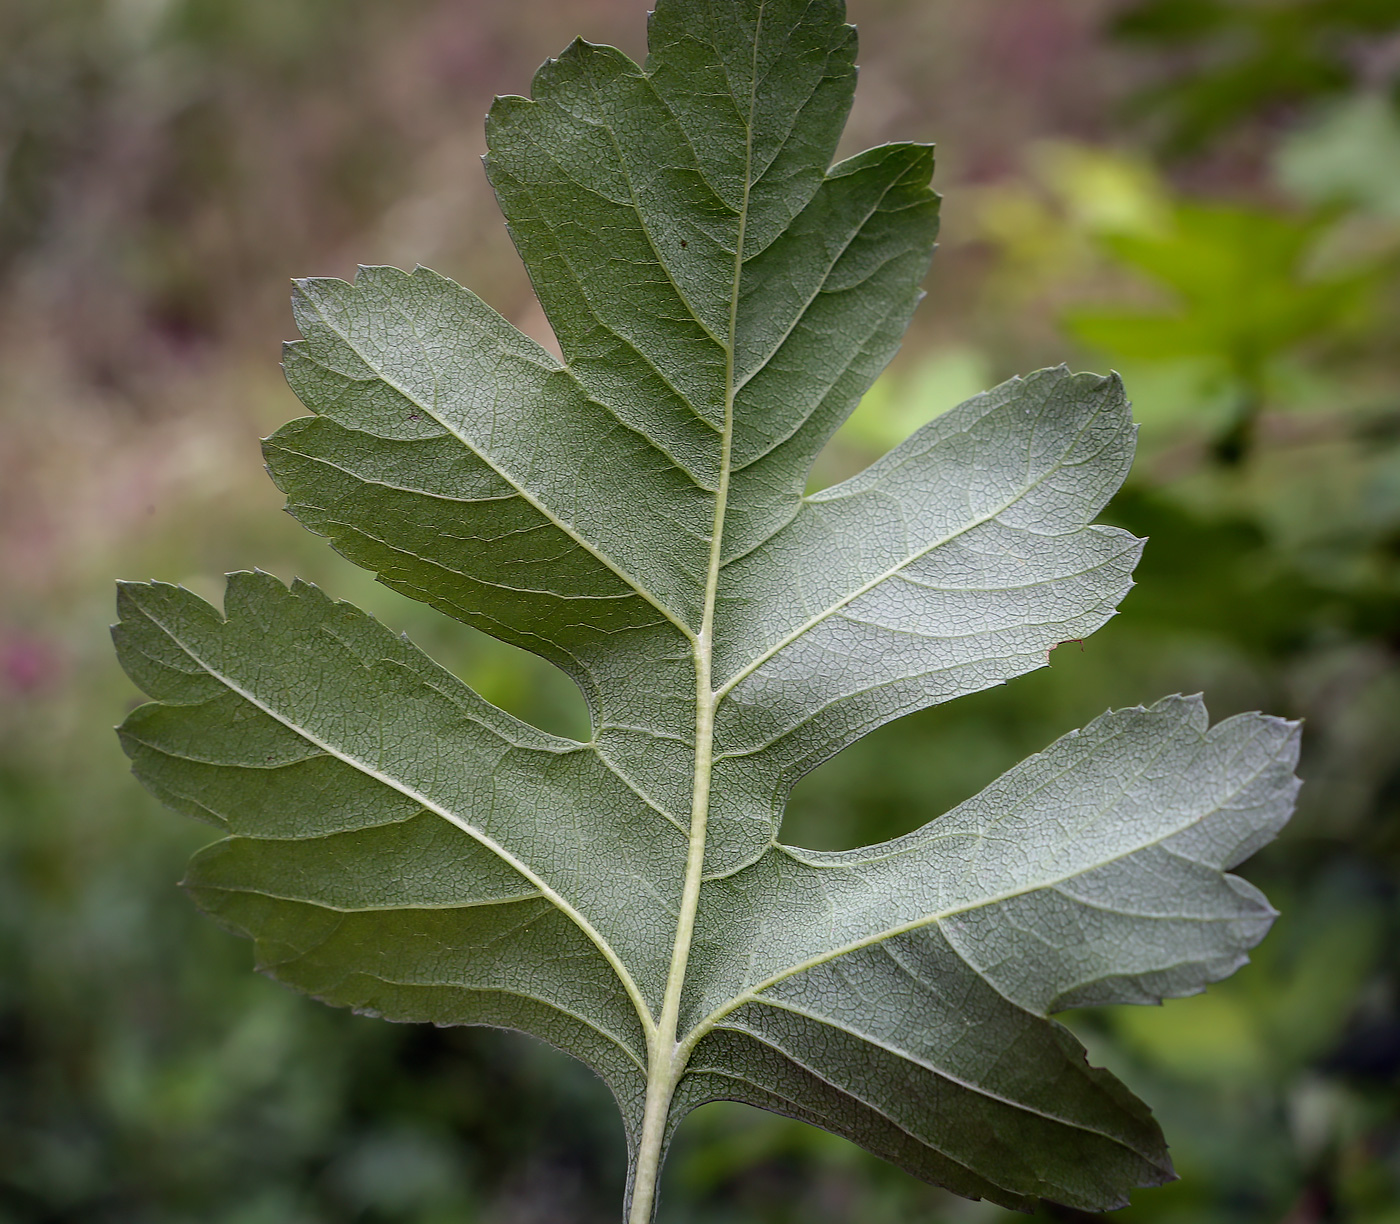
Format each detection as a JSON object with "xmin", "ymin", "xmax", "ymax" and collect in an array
[
  {"xmin": 713, "ymin": 407, "xmax": 1108, "ymax": 702},
  {"xmin": 304, "ymin": 299, "xmax": 697, "ymax": 645},
  {"xmin": 667, "ymin": 8, "xmax": 760, "ymax": 1043},
  {"xmin": 679, "ymin": 729, "xmax": 1285, "ymax": 1057},
  {"xmin": 137, "ymin": 602, "xmax": 658, "ymax": 1044},
  {"xmin": 628, "ymin": 9, "xmax": 763, "ymax": 1220}
]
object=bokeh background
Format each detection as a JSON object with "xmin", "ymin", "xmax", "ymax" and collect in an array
[{"xmin": 4, "ymin": 0, "xmax": 1400, "ymax": 1220}]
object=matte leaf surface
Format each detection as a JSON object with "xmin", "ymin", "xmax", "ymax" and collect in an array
[{"xmin": 113, "ymin": 1, "xmax": 1300, "ymax": 1218}]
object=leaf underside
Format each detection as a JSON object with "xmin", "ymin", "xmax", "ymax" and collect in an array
[{"xmin": 113, "ymin": 0, "xmax": 1300, "ymax": 1216}]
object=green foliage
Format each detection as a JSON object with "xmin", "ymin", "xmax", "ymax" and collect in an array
[
  {"xmin": 1111, "ymin": 0, "xmax": 1400, "ymax": 154},
  {"xmin": 111, "ymin": 2, "xmax": 1302, "ymax": 1219},
  {"xmin": 1069, "ymin": 206, "xmax": 1373, "ymax": 366},
  {"xmin": 1065, "ymin": 201, "xmax": 1380, "ymax": 461},
  {"xmin": 1277, "ymin": 95, "xmax": 1400, "ymax": 219}
]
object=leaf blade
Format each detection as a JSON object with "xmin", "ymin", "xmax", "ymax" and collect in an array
[
  {"xmin": 114, "ymin": 573, "xmax": 685, "ymax": 1020},
  {"xmin": 666, "ymin": 697, "xmax": 1296, "ymax": 1207},
  {"xmin": 113, "ymin": 1, "xmax": 1303, "ymax": 1216},
  {"xmin": 690, "ymin": 696, "xmax": 1297, "ymax": 1017},
  {"xmin": 705, "ymin": 367, "xmax": 1144, "ymax": 868}
]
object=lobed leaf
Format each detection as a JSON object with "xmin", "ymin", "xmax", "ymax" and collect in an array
[{"xmin": 113, "ymin": 0, "xmax": 1300, "ymax": 1218}]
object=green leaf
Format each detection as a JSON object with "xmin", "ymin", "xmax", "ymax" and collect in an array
[
  {"xmin": 1066, "ymin": 203, "xmax": 1378, "ymax": 372},
  {"xmin": 112, "ymin": 2, "xmax": 1300, "ymax": 1219}
]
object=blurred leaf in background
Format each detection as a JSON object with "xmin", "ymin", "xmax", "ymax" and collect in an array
[
  {"xmin": 1110, "ymin": 0, "xmax": 1400, "ymax": 155},
  {"xmin": 1277, "ymin": 92, "xmax": 1400, "ymax": 218},
  {"xmin": 1067, "ymin": 200, "xmax": 1384, "ymax": 462}
]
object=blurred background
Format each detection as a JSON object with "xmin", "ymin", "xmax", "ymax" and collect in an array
[{"xmin": 3, "ymin": 0, "xmax": 1400, "ymax": 1220}]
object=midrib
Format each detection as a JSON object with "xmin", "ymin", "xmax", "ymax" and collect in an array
[
  {"xmin": 628, "ymin": 12, "xmax": 762, "ymax": 1218},
  {"xmin": 658, "ymin": 4, "xmax": 759, "ymax": 1079}
]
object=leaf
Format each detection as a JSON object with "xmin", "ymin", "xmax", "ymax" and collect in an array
[
  {"xmin": 1065, "ymin": 204, "xmax": 1378, "ymax": 370},
  {"xmin": 112, "ymin": 1, "xmax": 1301, "ymax": 1219}
]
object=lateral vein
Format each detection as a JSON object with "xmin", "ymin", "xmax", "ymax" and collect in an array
[{"xmin": 136, "ymin": 601, "xmax": 658, "ymax": 1042}]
